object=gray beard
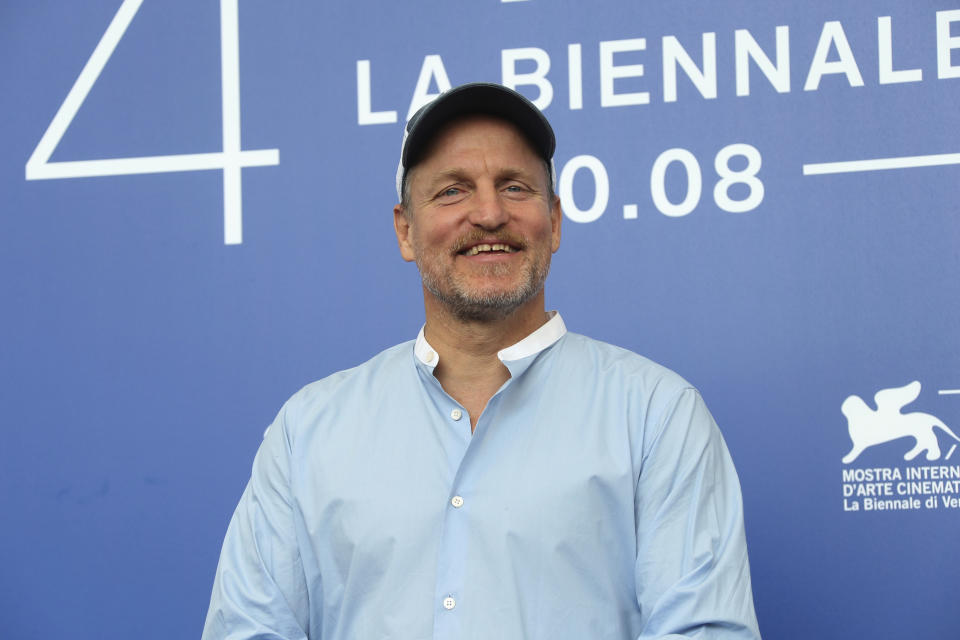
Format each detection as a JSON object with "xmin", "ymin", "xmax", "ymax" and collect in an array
[{"xmin": 419, "ymin": 260, "xmax": 550, "ymax": 323}]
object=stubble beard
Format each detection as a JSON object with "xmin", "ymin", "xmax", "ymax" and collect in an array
[{"xmin": 417, "ymin": 248, "xmax": 551, "ymax": 323}]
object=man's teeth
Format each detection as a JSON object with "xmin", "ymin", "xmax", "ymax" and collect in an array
[{"xmin": 465, "ymin": 243, "xmax": 516, "ymax": 256}]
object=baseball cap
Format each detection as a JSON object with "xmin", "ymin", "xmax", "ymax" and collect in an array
[{"xmin": 395, "ymin": 82, "xmax": 556, "ymax": 201}]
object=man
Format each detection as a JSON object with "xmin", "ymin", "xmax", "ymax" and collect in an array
[{"xmin": 203, "ymin": 83, "xmax": 761, "ymax": 639}]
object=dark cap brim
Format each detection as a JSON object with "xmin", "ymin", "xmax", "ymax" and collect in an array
[{"xmin": 400, "ymin": 82, "xmax": 556, "ymax": 170}]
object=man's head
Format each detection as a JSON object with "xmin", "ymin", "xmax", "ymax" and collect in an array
[
  {"xmin": 393, "ymin": 84, "xmax": 562, "ymax": 322},
  {"xmin": 395, "ymin": 83, "xmax": 556, "ymax": 208}
]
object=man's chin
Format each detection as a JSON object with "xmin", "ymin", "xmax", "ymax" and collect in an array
[{"xmin": 418, "ymin": 258, "xmax": 550, "ymax": 322}]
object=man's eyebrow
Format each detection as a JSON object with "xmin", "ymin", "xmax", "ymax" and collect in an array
[
  {"xmin": 496, "ymin": 167, "xmax": 536, "ymax": 180},
  {"xmin": 427, "ymin": 168, "xmax": 471, "ymax": 185}
]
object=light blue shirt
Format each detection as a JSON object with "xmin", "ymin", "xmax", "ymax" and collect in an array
[{"xmin": 203, "ymin": 313, "xmax": 760, "ymax": 639}]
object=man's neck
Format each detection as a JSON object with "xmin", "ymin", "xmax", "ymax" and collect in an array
[{"xmin": 422, "ymin": 291, "xmax": 550, "ymax": 431}]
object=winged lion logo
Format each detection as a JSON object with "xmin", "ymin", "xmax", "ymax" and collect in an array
[{"xmin": 841, "ymin": 381, "xmax": 960, "ymax": 464}]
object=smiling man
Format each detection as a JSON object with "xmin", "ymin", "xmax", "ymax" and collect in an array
[{"xmin": 203, "ymin": 83, "xmax": 761, "ymax": 640}]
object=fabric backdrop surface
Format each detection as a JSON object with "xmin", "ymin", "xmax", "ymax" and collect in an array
[{"xmin": 1, "ymin": 1, "xmax": 958, "ymax": 638}]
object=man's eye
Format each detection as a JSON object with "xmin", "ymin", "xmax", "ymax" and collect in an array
[{"xmin": 439, "ymin": 187, "xmax": 462, "ymax": 197}]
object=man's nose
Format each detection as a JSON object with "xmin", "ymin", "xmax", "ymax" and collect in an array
[{"xmin": 467, "ymin": 183, "xmax": 509, "ymax": 229}]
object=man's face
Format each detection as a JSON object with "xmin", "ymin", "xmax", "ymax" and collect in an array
[{"xmin": 394, "ymin": 115, "xmax": 562, "ymax": 322}]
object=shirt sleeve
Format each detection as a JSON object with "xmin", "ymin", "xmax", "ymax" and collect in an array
[
  {"xmin": 202, "ymin": 406, "xmax": 311, "ymax": 640},
  {"xmin": 633, "ymin": 388, "xmax": 761, "ymax": 640}
]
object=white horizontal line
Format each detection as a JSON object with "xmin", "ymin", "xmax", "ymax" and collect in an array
[
  {"xmin": 938, "ymin": 389, "xmax": 960, "ymax": 395},
  {"xmin": 25, "ymin": 149, "xmax": 279, "ymax": 180},
  {"xmin": 802, "ymin": 152, "xmax": 960, "ymax": 175}
]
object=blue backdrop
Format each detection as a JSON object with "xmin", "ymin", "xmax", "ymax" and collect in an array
[{"xmin": 2, "ymin": 1, "xmax": 959, "ymax": 638}]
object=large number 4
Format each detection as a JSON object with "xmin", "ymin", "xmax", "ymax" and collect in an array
[{"xmin": 24, "ymin": 0, "xmax": 279, "ymax": 245}]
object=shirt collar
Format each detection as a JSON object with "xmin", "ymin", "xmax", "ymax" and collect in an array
[{"xmin": 414, "ymin": 311, "xmax": 566, "ymax": 370}]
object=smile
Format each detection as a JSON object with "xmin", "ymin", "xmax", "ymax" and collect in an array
[{"xmin": 462, "ymin": 243, "xmax": 517, "ymax": 256}]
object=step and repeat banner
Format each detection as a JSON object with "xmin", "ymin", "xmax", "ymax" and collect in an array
[{"xmin": 2, "ymin": 1, "xmax": 958, "ymax": 638}]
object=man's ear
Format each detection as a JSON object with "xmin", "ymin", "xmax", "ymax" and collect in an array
[
  {"xmin": 550, "ymin": 195, "xmax": 562, "ymax": 253},
  {"xmin": 393, "ymin": 204, "xmax": 416, "ymax": 262}
]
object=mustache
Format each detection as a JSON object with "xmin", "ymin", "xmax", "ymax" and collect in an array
[{"xmin": 451, "ymin": 230, "xmax": 527, "ymax": 254}]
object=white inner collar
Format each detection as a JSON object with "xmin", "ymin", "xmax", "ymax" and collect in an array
[{"xmin": 414, "ymin": 311, "xmax": 566, "ymax": 367}]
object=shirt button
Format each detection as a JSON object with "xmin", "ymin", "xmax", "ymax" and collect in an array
[
  {"xmin": 450, "ymin": 408, "xmax": 463, "ymax": 421},
  {"xmin": 442, "ymin": 596, "xmax": 456, "ymax": 610},
  {"xmin": 425, "ymin": 350, "xmax": 436, "ymax": 364},
  {"xmin": 451, "ymin": 495, "xmax": 464, "ymax": 508}
]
